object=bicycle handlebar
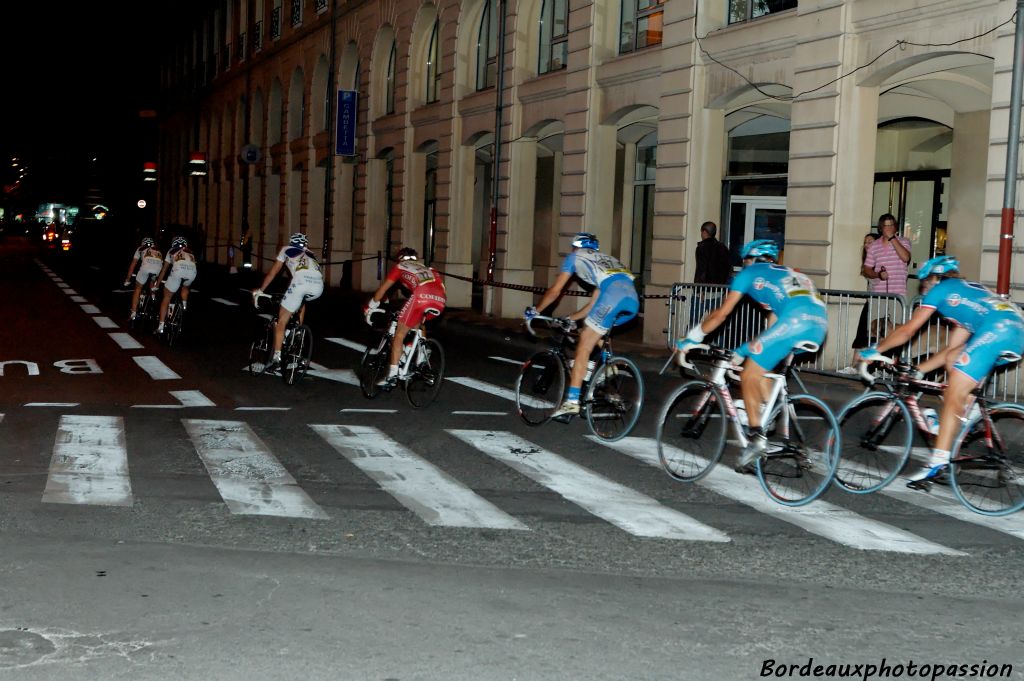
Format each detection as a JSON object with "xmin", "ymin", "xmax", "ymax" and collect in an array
[
  {"xmin": 525, "ymin": 315, "xmax": 577, "ymax": 337},
  {"xmin": 858, "ymin": 355, "xmax": 895, "ymax": 384}
]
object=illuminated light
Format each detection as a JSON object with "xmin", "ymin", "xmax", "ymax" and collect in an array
[
  {"xmin": 143, "ymin": 162, "xmax": 157, "ymax": 173},
  {"xmin": 61, "ymin": 239, "xmax": 70, "ymax": 244}
]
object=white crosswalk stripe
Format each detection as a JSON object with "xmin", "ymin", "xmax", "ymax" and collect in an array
[
  {"xmin": 592, "ymin": 436, "xmax": 964, "ymax": 555},
  {"xmin": 449, "ymin": 429, "xmax": 730, "ymax": 542},
  {"xmin": 183, "ymin": 419, "xmax": 328, "ymax": 519},
  {"xmin": 43, "ymin": 416, "xmax": 133, "ymax": 507},
  {"xmin": 312, "ymin": 425, "xmax": 526, "ymax": 529},
  {"xmin": 447, "ymin": 376, "xmax": 554, "ymax": 409}
]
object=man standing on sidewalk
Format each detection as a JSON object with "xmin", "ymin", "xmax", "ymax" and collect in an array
[
  {"xmin": 691, "ymin": 221, "xmax": 732, "ymax": 327},
  {"xmin": 862, "ymin": 213, "xmax": 912, "ymax": 341}
]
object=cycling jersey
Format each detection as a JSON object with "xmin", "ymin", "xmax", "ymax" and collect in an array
[
  {"xmin": 385, "ymin": 261, "xmax": 444, "ymax": 294},
  {"xmin": 558, "ymin": 249, "xmax": 638, "ymax": 334},
  {"xmin": 133, "ymin": 245, "xmax": 164, "ymax": 285},
  {"xmin": 386, "ymin": 261, "xmax": 446, "ymax": 327},
  {"xmin": 730, "ymin": 263, "xmax": 827, "ymax": 371},
  {"xmin": 559, "ymin": 249, "xmax": 634, "ymax": 288},
  {"xmin": 276, "ymin": 246, "xmax": 323, "ymax": 313},
  {"xmin": 164, "ymin": 246, "xmax": 197, "ymax": 293},
  {"xmin": 919, "ymin": 278, "xmax": 1024, "ymax": 382},
  {"xmin": 276, "ymin": 246, "xmax": 323, "ymax": 277}
]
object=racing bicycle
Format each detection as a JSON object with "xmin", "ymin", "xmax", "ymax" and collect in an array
[
  {"xmin": 249, "ymin": 292, "xmax": 313, "ymax": 386},
  {"xmin": 359, "ymin": 308, "xmax": 445, "ymax": 408}
]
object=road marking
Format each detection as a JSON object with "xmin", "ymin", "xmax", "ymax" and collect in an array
[
  {"xmin": 450, "ymin": 430, "xmax": 730, "ymax": 542},
  {"xmin": 312, "ymin": 425, "xmax": 526, "ymax": 529},
  {"xmin": 64, "ymin": 289, "xmax": 79, "ymax": 295},
  {"xmin": 56, "ymin": 283, "xmax": 69, "ymax": 288},
  {"xmin": 71, "ymin": 296, "xmax": 88, "ymax": 303},
  {"xmin": 25, "ymin": 403, "xmax": 80, "ymax": 407},
  {"xmin": 258, "ymin": 313, "xmax": 273, "ymax": 320},
  {"xmin": 236, "ymin": 407, "xmax": 292, "ymax": 411},
  {"xmin": 43, "ymin": 415, "xmax": 132, "ymax": 507},
  {"xmin": 448, "ymin": 376, "xmax": 554, "ymax": 409},
  {"xmin": 452, "ymin": 411, "xmax": 508, "ymax": 416},
  {"xmin": 182, "ymin": 419, "xmax": 328, "ymax": 519},
  {"xmin": 325, "ymin": 337, "xmax": 368, "ymax": 353},
  {"xmin": 170, "ymin": 390, "xmax": 216, "ymax": 407},
  {"xmin": 90, "ymin": 266, "xmax": 101, "ymax": 271},
  {"xmin": 339, "ymin": 408, "xmax": 398, "ymax": 413},
  {"xmin": 80, "ymin": 304, "xmax": 101, "ymax": 314},
  {"xmin": 93, "ymin": 316, "xmax": 118, "ymax": 329},
  {"xmin": 488, "ymin": 356, "xmax": 523, "ymax": 366},
  {"xmin": 211, "ymin": 297, "xmax": 239, "ymax": 306},
  {"xmin": 133, "ymin": 356, "xmax": 181, "ymax": 380},
  {"xmin": 110, "ymin": 333, "xmax": 144, "ymax": 350},
  {"xmin": 308, "ymin": 361, "xmax": 360, "ymax": 385},
  {"xmin": 593, "ymin": 437, "xmax": 964, "ymax": 555}
]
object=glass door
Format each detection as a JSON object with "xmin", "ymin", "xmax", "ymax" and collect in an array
[
  {"xmin": 871, "ymin": 171, "xmax": 949, "ymax": 274},
  {"xmin": 727, "ymin": 196, "xmax": 787, "ymax": 266}
]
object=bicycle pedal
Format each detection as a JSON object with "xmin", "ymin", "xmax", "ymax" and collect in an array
[
  {"xmin": 552, "ymin": 413, "xmax": 575, "ymax": 424},
  {"xmin": 906, "ymin": 479, "xmax": 933, "ymax": 492}
]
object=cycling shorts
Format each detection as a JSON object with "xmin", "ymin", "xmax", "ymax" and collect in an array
[
  {"xmin": 281, "ymin": 271, "xmax": 324, "ymax": 313},
  {"xmin": 952, "ymin": 319, "xmax": 1024, "ymax": 383},
  {"xmin": 164, "ymin": 262, "xmax": 197, "ymax": 293},
  {"xmin": 398, "ymin": 282, "xmax": 446, "ymax": 328},
  {"xmin": 585, "ymin": 275, "xmax": 639, "ymax": 335},
  {"xmin": 135, "ymin": 258, "xmax": 163, "ymax": 285},
  {"xmin": 739, "ymin": 311, "xmax": 827, "ymax": 372}
]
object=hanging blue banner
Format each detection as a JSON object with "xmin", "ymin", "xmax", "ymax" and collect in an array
[{"xmin": 336, "ymin": 90, "xmax": 358, "ymax": 156}]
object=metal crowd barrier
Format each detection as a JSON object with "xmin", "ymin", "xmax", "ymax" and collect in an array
[{"xmin": 666, "ymin": 283, "xmax": 1024, "ymax": 403}]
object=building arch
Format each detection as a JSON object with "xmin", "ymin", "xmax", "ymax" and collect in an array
[
  {"xmin": 268, "ymin": 77, "xmax": 284, "ymax": 144},
  {"xmin": 288, "ymin": 65, "xmax": 306, "ymax": 140},
  {"xmin": 311, "ymin": 53, "xmax": 331, "ymax": 133},
  {"xmin": 408, "ymin": 4, "xmax": 440, "ymax": 108},
  {"xmin": 370, "ymin": 25, "xmax": 397, "ymax": 119},
  {"xmin": 454, "ymin": 0, "xmax": 492, "ymax": 98}
]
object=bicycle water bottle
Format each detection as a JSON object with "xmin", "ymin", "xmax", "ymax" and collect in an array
[{"xmin": 923, "ymin": 407, "xmax": 939, "ymax": 435}]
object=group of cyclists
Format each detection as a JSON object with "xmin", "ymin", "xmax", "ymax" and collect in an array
[{"xmin": 122, "ymin": 226, "xmax": 1024, "ymax": 491}]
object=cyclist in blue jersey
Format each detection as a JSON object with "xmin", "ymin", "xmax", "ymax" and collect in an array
[
  {"xmin": 676, "ymin": 239, "xmax": 829, "ymax": 472},
  {"xmin": 860, "ymin": 255, "xmax": 1024, "ymax": 485},
  {"xmin": 525, "ymin": 232, "xmax": 640, "ymax": 418}
]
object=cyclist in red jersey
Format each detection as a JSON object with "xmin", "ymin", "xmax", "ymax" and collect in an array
[{"xmin": 365, "ymin": 247, "xmax": 447, "ymax": 387}]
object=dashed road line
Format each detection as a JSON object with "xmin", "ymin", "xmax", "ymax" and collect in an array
[
  {"xmin": 133, "ymin": 356, "xmax": 181, "ymax": 380},
  {"xmin": 93, "ymin": 316, "xmax": 118, "ymax": 329},
  {"xmin": 109, "ymin": 333, "xmax": 144, "ymax": 350},
  {"xmin": 211, "ymin": 297, "xmax": 239, "ymax": 306},
  {"xmin": 71, "ymin": 296, "xmax": 88, "ymax": 303},
  {"xmin": 325, "ymin": 337, "xmax": 368, "ymax": 353},
  {"xmin": 170, "ymin": 390, "xmax": 216, "ymax": 407},
  {"xmin": 24, "ymin": 403, "xmax": 80, "ymax": 407},
  {"xmin": 488, "ymin": 356, "xmax": 524, "ymax": 366},
  {"xmin": 235, "ymin": 407, "xmax": 292, "ymax": 411},
  {"xmin": 452, "ymin": 411, "xmax": 508, "ymax": 416},
  {"xmin": 340, "ymin": 408, "xmax": 398, "ymax": 414},
  {"xmin": 80, "ymin": 304, "xmax": 101, "ymax": 314}
]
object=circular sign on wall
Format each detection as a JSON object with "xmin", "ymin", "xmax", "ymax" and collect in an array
[
  {"xmin": 241, "ymin": 144, "xmax": 263, "ymax": 164},
  {"xmin": 137, "ymin": 200, "xmax": 147, "ymax": 209}
]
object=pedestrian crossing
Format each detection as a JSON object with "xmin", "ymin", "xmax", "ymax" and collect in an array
[{"xmin": 1, "ymin": 409, "xmax": 1018, "ymax": 555}]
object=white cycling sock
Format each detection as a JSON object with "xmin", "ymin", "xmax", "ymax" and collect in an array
[
  {"xmin": 388, "ymin": 365, "xmax": 399, "ymax": 378},
  {"xmin": 931, "ymin": 449, "xmax": 951, "ymax": 465},
  {"xmin": 273, "ymin": 351, "xmax": 282, "ymax": 361}
]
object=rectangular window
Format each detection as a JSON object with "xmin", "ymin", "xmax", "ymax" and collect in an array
[
  {"xmin": 252, "ymin": 20, "xmax": 263, "ymax": 52},
  {"xmin": 728, "ymin": 0, "xmax": 797, "ymax": 25},
  {"xmin": 271, "ymin": 2, "xmax": 282, "ymax": 39},
  {"xmin": 291, "ymin": 0, "xmax": 302, "ymax": 27},
  {"xmin": 539, "ymin": 0, "xmax": 568, "ymax": 74},
  {"xmin": 315, "ymin": 0, "xmax": 328, "ymax": 13},
  {"xmin": 619, "ymin": 0, "xmax": 663, "ymax": 54}
]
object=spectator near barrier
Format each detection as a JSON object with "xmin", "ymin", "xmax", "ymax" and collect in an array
[
  {"xmin": 862, "ymin": 212, "xmax": 911, "ymax": 339},
  {"xmin": 690, "ymin": 221, "xmax": 731, "ymax": 327}
]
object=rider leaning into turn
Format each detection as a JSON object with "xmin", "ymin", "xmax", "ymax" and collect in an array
[
  {"xmin": 365, "ymin": 247, "xmax": 447, "ymax": 388},
  {"xmin": 859, "ymin": 255, "xmax": 1024, "ymax": 486},
  {"xmin": 525, "ymin": 232, "xmax": 640, "ymax": 419},
  {"xmin": 252, "ymin": 232, "xmax": 325, "ymax": 373},
  {"xmin": 123, "ymin": 237, "xmax": 164, "ymax": 321},
  {"xmin": 675, "ymin": 239, "xmax": 829, "ymax": 473},
  {"xmin": 154, "ymin": 236, "xmax": 197, "ymax": 335}
]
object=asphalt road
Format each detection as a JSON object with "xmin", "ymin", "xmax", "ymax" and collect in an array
[{"xmin": 1, "ymin": 238, "xmax": 1022, "ymax": 680}]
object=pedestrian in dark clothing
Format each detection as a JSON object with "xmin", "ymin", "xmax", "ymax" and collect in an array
[{"xmin": 694, "ymin": 221, "xmax": 731, "ymax": 285}]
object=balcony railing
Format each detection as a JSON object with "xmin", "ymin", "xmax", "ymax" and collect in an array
[
  {"xmin": 252, "ymin": 20, "xmax": 263, "ymax": 52},
  {"xmin": 271, "ymin": 6, "xmax": 282, "ymax": 39},
  {"xmin": 315, "ymin": 0, "xmax": 328, "ymax": 13},
  {"xmin": 291, "ymin": 0, "xmax": 302, "ymax": 27}
]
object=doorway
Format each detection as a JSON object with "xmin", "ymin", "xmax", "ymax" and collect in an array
[
  {"xmin": 726, "ymin": 195, "xmax": 787, "ymax": 266},
  {"xmin": 872, "ymin": 170, "xmax": 950, "ymax": 273}
]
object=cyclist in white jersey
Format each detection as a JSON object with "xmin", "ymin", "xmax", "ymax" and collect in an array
[
  {"xmin": 252, "ymin": 232, "xmax": 324, "ymax": 372},
  {"xmin": 123, "ymin": 237, "xmax": 164, "ymax": 321},
  {"xmin": 154, "ymin": 236, "xmax": 198, "ymax": 335}
]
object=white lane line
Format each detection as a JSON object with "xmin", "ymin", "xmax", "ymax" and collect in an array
[
  {"xmin": 90, "ymin": 265, "xmax": 101, "ymax": 271},
  {"xmin": 64, "ymin": 289, "xmax": 79, "ymax": 295},
  {"xmin": 71, "ymin": 296, "xmax": 88, "ymax": 303},
  {"xmin": 236, "ymin": 407, "xmax": 292, "ymax": 411},
  {"xmin": 56, "ymin": 283, "xmax": 69, "ymax": 289},
  {"xmin": 307, "ymin": 362, "xmax": 360, "ymax": 385},
  {"xmin": 258, "ymin": 313, "xmax": 273, "ymax": 320},
  {"xmin": 43, "ymin": 415, "xmax": 132, "ymax": 507},
  {"xmin": 448, "ymin": 376, "xmax": 554, "ymax": 409},
  {"xmin": 840, "ymin": 458, "xmax": 1024, "ymax": 542},
  {"xmin": 488, "ymin": 356, "xmax": 524, "ymax": 366},
  {"xmin": 452, "ymin": 411, "xmax": 508, "ymax": 416},
  {"xmin": 312, "ymin": 425, "xmax": 526, "ymax": 529},
  {"xmin": 25, "ymin": 403, "xmax": 80, "ymax": 407},
  {"xmin": 183, "ymin": 419, "xmax": 328, "ymax": 519},
  {"xmin": 131, "ymin": 405, "xmax": 185, "ymax": 409},
  {"xmin": 593, "ymin": 437, "xmax": 964, "ymax": 556},
  {"xmin": 450, "ymin": 430, "xmax": 730, "ymax": 542},
  {"xmin": 110, "ymin": 333, "xmax": 144, "ymax": 350},
  {"xmin": 339, "ymin": 408, "xmax": 398, "ymax": 413},
  {"xmin": 80, "ymin": 304, "xmax": 101, "ymax": 314},
  {"xmin": 93, "ymin": 316, "xmax": 118, "ymax": 329},
  {"xmin": 211, "ymin": 297, "xmax": 239, "ymax": 306},
  {"xmin": 171, "ymin": 390, "xmax": 216, "ymax": 407},
  {"xmin": 325, "ymin": 337, "xmax": 368, "ymax": 353},
  {"xmin": 133, "ymin": 356, "xmax": 181, "ymax": 380}
]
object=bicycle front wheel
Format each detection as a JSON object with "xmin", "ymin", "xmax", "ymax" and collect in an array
[
  {"xmin": 585, "ymin": 356, "xmax": 644, "ymax": 442},
  {"xmin": 950, "ymin": 404, "xmax": 1024, "ymax": 516},
  {"xmin": 359, "ymin": 337, "xmax": 390, "ymax": 399},
  {"xmin": 655, "ymin": 380, "xmax": 727, "ymax": 482},
  {"xmin": 406, "ymin": 339, "xmax": 445, "ymax": 408},
  {"xmin": 283, "ymin": 326, "xmax": 313, "ymax": 385},
  {"xmin": 756, "ymin": 393, "xmax": 840, "ymax": 506},
  {"xmin": 835, "ymin": 392, "xmax": 913, "ymax": 494},
  {"xmin": 515, "ymin": 350, "xmax": 565, "ymax": 425}
]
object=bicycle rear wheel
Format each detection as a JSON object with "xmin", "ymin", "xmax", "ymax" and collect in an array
[
  {"xmin": 283, "ymin": 325, "xmax": 312, "ymax": 385},
  {"xmin": 515, "ymin": 350, "xmax": 565, "ymax": 425},
  {"xmin": 248, "ymin": 324, "xmax": 272, "ymax": 375},
  {"xmin": 406, "ymin": 339, "xmax": 445, "ymax": 408},
  {"xmin": 949, "ymin": 404, "xmax": 1024, "ymax": 516},
  {"xmin": 164, "ymin": 303, "xmax": 183, "ymax": 346},
  {"xmin": 132, "ymin": 293, "xmax": 153, "ymax": 331},
  {"xmin": 359, "ymin": 336, "xmax": 391, "ymax": 399},
  {"xmin": 585, "ymin": 356, "xmax": 644, "ymax": 442},
  {"xmin": 655, "ymin": 380, "xmax": 727, "ymax": 482},
  {"xmin": 756, "ymin": 393, "xmax": 840, "ymax": 506},
  {"xmin": 835, "ymin": 392, "xmax": 913, "ymax": 494}
]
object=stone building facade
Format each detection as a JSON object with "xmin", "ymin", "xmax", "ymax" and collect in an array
[{"xmin": 157, "ymin": 0, "xmax": 1021, "ymax": 345}]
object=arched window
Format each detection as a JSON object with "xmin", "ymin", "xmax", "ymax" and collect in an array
[
  {"xmin": 385, "ymin": 41, "xmax": 397, "ymax": 114},
  {"xmin": 425, "ymin": 20, "xmax": 441, "ymax": 103},
  {"xmin": 538, "ymin": 0, "xmax": 568, "ymax": 74},
  {"xmin": 476, "ymin": 0, "xmax": 498, "ymax": 90}
]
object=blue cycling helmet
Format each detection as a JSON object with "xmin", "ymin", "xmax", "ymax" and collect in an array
[
  {"xmin": 740, "ymin": 239, "xmax": 779, "ymax": 262},
  {"xmin": 289, "ymin": 232, "xmax": 308, "ymax": 248},
  {"xmin": 171, "ymin": 236, "xmax": 188, "ymax": 249},
  {"xmin": 917, "ymin": 255, "xmax": 959, "ymax": 279},
  {"xmin": 571, "ymin": 232, "xmax": 599, "ymax": 250}
]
